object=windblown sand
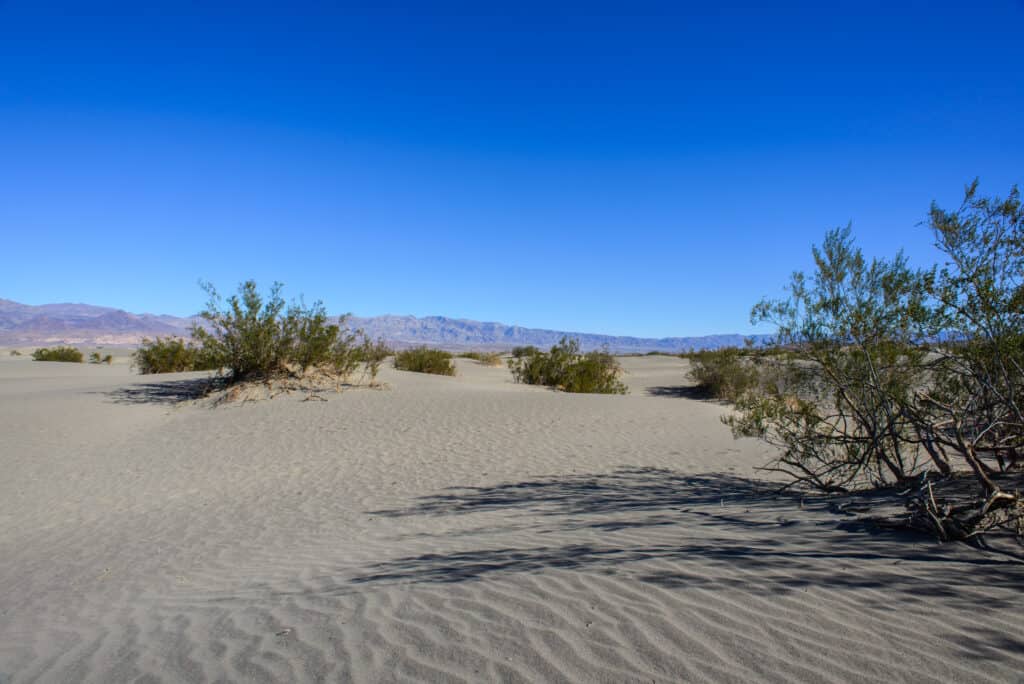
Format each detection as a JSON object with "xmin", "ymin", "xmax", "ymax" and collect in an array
[{"xmin": 1, "ymin": 354, "xmax": 1021, "ymax": 683}]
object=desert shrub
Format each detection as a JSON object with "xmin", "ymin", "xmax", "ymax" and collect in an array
[
  {"xmin": 9, "ymin": 350, "xmax": 21, "ymax": 356},
  {"xmin": 190, "ymin": 280, "xmax": 292, "ymax": 380},
  {"xmin": 394, "ymin": 347, "xmax": 455, "ymax": 376},
  {"xmin": 134, "ymin": 337, "xmax": 218, "ymax": 374},
  {"xmin": 459, "ymin": 351, "xmax": 503, "ymax": 366},
  {"xmin": 190, "ymin": 281, "xmax": 365, "ymax": 383},
  {"xmin": 686, "ymin": 347, "xmax": 762, "ymax": 401},
  {"xmin": 89, "ymin": 352, "xmax": 113, "ymax": 365},
  {"xmin": 510, "ymin": 345, "xmax": 539, "ymax": 358},
  {"xmin": 288, "ymin": 300, "xmax": 342, "ymax": 372},
  {"xmin": 509, "ymin": 337, "xmax": 627, "ymax": 394},
  {"xmin": 729, "ymin": 182, "xmax": 1024, "ymax": 541},
  {"xmin": 357, "ymin": 336, "xmax": 391, "ymax": 384},
  {"xmin": 32, "ymin": 346, "xmax": 83, "ymax": 363},
  {"xmin": 728, "ymin": 226, "xmax": 932, "ymax": 492}
]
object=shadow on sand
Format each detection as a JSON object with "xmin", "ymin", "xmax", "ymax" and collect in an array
[
  {"xmin": 645, "ymin": 384, "xmax": 715, "ymax": 399},
  {"xmin": 103, "ymin": 376, "xmax": 222, "ymax": 406},
  {"xmin": 353, "ymin": 467, "xmax": 1024, "ymax": 606}
]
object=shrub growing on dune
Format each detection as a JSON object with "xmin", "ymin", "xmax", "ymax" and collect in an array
[
  {"xmin": 458, "ymin": 351, "xmax": 503, "ymax": 366},
  {"xmin": 394, "ymin": 347, "xmax": 455, "ymax": 376},
  {"xmin": 510, "ymin": 345, "xmax": 539, "ymax": 358},
  {"xmin": 509, "ymin": 337, "xmax": 627, "ymax": 394},
  {"xmin": 133, "ymin": 281, "xmax": 387, "ymax": 395},
  {"xmin": 188, "ymin": 281, "xmax": 364, "ymax": 380},
  {"xmin": 133, "ymin": 337, "xmax": 218, "ymax": 374},
  {"xmin": 9, "ymin": 350, "xmax": 21, "ymax": 356},
  {"xmin": 685, "ymin": 347, "xmax": 761, "ymax": 402},
  {"xmin": 356, "ymin": 336, "xmax": 391, "ymax": 385},
  {"xmin": 725, "ymin": 182, "xmax": 1024, "ymax": 541},
  {"xmin": 89, "ymin": 351, "xmax": 113, "ymax": 365},
  {"xmin": 191, "ymin": 280, "xmax": 293, "ymax": 380},
  {"xmin": 32, "ymin": 346, "xmax": 83, "ymax": 363}
]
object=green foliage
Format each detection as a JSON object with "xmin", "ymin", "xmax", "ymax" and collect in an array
[
  {"xmin": 686, "ymin": 347, "xmax": 761, "ymax": 402},
  {"xmin": 727, "ymin": 182, "xmax": 1024, "ymax": 540},
  {"xmin": 191, "ymin": 280, "xmax": 292, "ymax": 380},
  {"xmin": 32, "ymin": 346, "xmax": 83, "ymax": 363},
  {"xmin": 133, "ymin": 337, "xmax": 218, "ymax": 374},
  {"xmin": 913, "ymin": 181, "xmax": 1024, "ymax": 491},
  {"xmin": 508, "ymin": 337, "xmax": 627, "ymax": 394},
  {"xmin": 394, "ymin": 346, "xmax": 455, "ymax": 376},
  {"xmin": 510, "ymin": 345, "xmax": 539, "ymax": 358},
  {"xmin": 459, "ymin": 351, "xmax": 503, "ymax": 366},
  {"xmin": 357, "ymin": 336, "xmax": 391, "ymax": 384},
  {"xmin": 288, "ymin": 300, "xmax": 341, "ymax": 372},
  {"xmin": 9, "ymin": 350, "xmax": 21, "ymax": 356},
  {"xmin": 134, "ymin": 281, "xmax": 380, "ymax": 393},
  {"xmin": 728, "ymin": 225, "xmax": 932, "ymax": 491},
  {"xmin": 89, "ymin": 351, "xmax": 113, "ymax": 365}
]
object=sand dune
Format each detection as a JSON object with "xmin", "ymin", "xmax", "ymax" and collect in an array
[{"xmin": 1, "ymin": 354, "xmax": 1021, "ymax": 682}]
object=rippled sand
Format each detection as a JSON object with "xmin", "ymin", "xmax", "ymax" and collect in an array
[{"xmin": 1, "ymin": 353, "xmax": 1021, "ymax": 682}]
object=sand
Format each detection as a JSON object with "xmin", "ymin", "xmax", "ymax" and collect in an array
[{"xmin": 1, "ymin": 353, "xmax": 1022, "ymax": 683}]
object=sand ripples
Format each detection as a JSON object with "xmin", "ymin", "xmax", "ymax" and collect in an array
[{"xmin": 2, "ymin": 358, "xmax": 1022, "ymax": 682}]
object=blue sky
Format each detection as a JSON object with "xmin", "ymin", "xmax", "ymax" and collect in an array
[{"xmin": 2, "ymin": 2, "xmax": 1022, "ymax": 337}]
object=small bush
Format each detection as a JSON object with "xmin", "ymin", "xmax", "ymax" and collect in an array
[
  {"xmin": 32, "ymin": 346, "xmax": 83, "ymax": 363},
  {"xmin": 459, "ymin": 351, "xmax": 503, "ymax": 366},
  {"xmin": 9, "ymin": 350, "xmax": 21, "ymax": 356},
  {"xmin": 686, "ymin": 347, "xmax": 761, "ymax": 401},
  {"xmin": 357, "ymin": 336, "xmax": 391, "ymax": 384},
  {"xmin": 134, "ymin": 337, "xmax": 219, "ymax": 374},
  {"xmin": 509, "ymin": 337, "xmax": 627, "ymax": 394},
  {"xmin": 511, "ymin": 345, "xmax": 539, "ymax": 358},
  {"xmin": 394, "ymin": 347, "xmax": 455, "ymax": 376},
  {"xmin": 89, "ymin": 352, "xmax": 113, "ymax": 365}
]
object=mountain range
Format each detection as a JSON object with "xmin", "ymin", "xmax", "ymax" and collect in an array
[{"xmin": 0, "ymin": 298, "xmax": 767, "ymax": 353}]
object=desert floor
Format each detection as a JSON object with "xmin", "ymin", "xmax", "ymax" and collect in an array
[{"xmin": 1, "ymin": 353, "xmax": 1022, "ymax": 683}]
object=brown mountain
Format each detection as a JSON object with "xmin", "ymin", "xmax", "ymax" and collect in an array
[{"xmin": 0, "ymin": 298, "xmax": 766, "ymax": 352}]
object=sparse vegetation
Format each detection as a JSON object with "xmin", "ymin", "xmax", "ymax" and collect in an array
[
  {"xmin": 9, "ymin": 350, "xmax": 21, "ymax": 356},
  {"xmin": 510, "ymin": 345, "xmax": 539, "ymax": 358},
  {"xmin": 130, "ymin": 281, "xmax": 388, "ymax": 402},
  {"xmin": 724, "ymin": 181, "xmax": 1024, "ymax": 541},
  {"xmin": 684, "ymin": 347, "xmax": 762, "ymax": 402},
  {"xmin": 356, "ymin": 336, "xmax": 391, "ymax": 385},
  {"xmin": 459, "ymin": 351, "xmax": 503, "ymax": 366},
  {"xmin": 509, "ymin": 337, "xmax": 627, "ymax": 394},
  {"xmin": 32, "ymin": 346, "xmax": 83, "ymax": 363},
  {"xmin": 89, "ymin": 351, "xmax": 113, "ymax": 365},
  {"xmin": 394, "ymin": 346, "xmax": 456, "ymax": 376},
  {"xmin": 134, "ymin": 337, "xmax": 218, "ymax": 374}
]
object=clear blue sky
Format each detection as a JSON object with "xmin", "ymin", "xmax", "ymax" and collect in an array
[{"xmin": 2, "ymin": 1, "xmax": 1022, "ymax": 337}]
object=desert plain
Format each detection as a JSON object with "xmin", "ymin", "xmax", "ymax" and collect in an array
[{"xmin": 1, "ymin": 352, "xmax": 1022, "ymax": 683}]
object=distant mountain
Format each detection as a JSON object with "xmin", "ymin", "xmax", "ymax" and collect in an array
[
  {"xmin": 0, "ymin": 298, "xmax": 768, "ymax": 352},
  {"xmin": 0, "ymin": 299, "xmax": 194, "ymax": 346},
  {"xmin": 348, "ymin": 314, "xmax": 768, "ymax": 353}
]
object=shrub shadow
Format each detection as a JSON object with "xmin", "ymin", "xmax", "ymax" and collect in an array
[
  {"xmin": 355, "ymin": 467, "xmax": 1024, "ymax": 606},
  {"xmin": 645, "ymin": 385, "xmax": 714, "ymax": 399},
  {"xmin": 104, "ymin": 376, "xmax": 222, "ymax": 405}
]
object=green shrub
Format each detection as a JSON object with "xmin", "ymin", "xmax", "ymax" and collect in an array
[
  {"xmin": 511, "ymin": 345, "xmax": 539, "ymax": 358},
  {"xmin": 190, "ymin": 281, "xmax": 367, "ymax": 382},
  {"xmin": 459, "ymin": 351, "xmax": 503, "ymax": 366},
  {"xmin": 9, "ymin": 350, "xmax": 21, "ymax": 356},
  {"xmin": 509, "ymin": 337, "xmax": 627, "ymax": 394},
  {"xmin": 288, "ymin": 301, "xmax": 342, "ymax": 372},
  {"xmin": 89, "ymin": 352, "xmax": 113, "ymax": 365},
  {"xmin": 686, "ymin": 347, "xmax": 761, "ymax": 401},
  {"xmin": 356, "ymin": 336, "xmax": 391, "ymax": 384},
  {"xmin": 133, "ymin": 337, "xmax": 218, "ymax": 374},
  {"xmin": 32, "ymin": 346, "xmax": 83, "ymax": 363},
  {"xmin": 190, "ymin": 280, "xmax": 292, "ymax": 380},
  {"xmin": 394, "ymin": 346, "xmax": 455, "ymax": 376}
]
